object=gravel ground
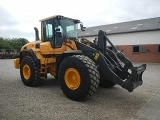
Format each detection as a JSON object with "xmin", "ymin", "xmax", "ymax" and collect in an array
[{"xmin": 0, "ymin": 59, "xmax": 160, "ymax": 120}]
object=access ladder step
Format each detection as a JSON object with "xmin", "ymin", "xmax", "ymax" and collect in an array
[{"xmin": 40, "ymin": 64, "xmax": 47, "ymax": 79}]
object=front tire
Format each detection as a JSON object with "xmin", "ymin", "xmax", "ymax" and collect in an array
[
  {"xmin": 59, "ymin": 55, "xmax": 100, "ymax": 101},
  {"xmin": 20, "ymin": 56, "xmax": 42, "ymax": 86}
]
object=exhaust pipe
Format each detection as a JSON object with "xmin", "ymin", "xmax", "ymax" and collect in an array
[{"xmin": 34, "ymin": 27, "xmax": 40, "ymax": 41}]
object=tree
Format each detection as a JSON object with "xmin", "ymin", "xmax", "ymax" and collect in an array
[
  {"xmin": 0, "ymin": 37, "xmax": 29, "ymax": 52},
  {"xmin": 0, "ymin": 38, "xmax": 13, "ymax": 50}
]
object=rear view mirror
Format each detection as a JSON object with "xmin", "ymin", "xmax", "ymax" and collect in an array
[{"xmin": 80, "ymin": 24, "xmax": 86, "ymax": 31}]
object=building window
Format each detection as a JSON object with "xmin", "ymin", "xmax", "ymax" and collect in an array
[
  {"xmin": 158, "ymin": 46, "xmax": 160, "ymax": 53},
  {"xmin": 133, "ymin": 46, "xmax": 139, "ymax": 52},
  {"xmin": 133, "ymin": 45, "xmax": 146, "ymax": 53}
]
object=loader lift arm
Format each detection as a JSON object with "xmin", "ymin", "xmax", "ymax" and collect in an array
[{"xmin": 76, "ymin": 30, "xmax": 146, "ymax": 92}]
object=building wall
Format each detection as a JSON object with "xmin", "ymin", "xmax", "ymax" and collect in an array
[
  {"xmin": 117, "ymin": 44, "xmax": 160, "ymax": 63},
  {"xmin": 107, "ymin": 31, "xmax": 160, "ymax": 45},
  {"xmin": 79, "ymin": 30, "xmax": 160, "ymax": 45}
]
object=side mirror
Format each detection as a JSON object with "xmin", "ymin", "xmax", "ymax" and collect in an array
[
  {"xmin": 80, "ymin": 24, "xmax": 86, "ymax": 31},
  {"xmin": 55, "ymin": 28, "xmax": 60, "ymax": 31}
]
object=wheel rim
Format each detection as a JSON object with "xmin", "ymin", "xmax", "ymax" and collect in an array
[
  {"xmin": 64, "ymin": 68, "xmax": 81, "ymax": 90},
  {"xmin": 23, "ymin": 64, "xmax": 31, "ymax": 80}
]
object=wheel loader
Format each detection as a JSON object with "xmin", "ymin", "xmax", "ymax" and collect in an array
[{"xmin": 14, "ymin": 15, "xmax": 146, "ymax": 101}]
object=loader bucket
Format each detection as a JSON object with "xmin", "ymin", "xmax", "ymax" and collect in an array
[{"xmin": 122, "ymin": 64, "xmax": 146, "ymax": 92}]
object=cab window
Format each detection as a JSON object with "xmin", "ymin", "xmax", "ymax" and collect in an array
[{"xmin": 43, "ymin": 19, "xmax": 54, "ymax": 46}]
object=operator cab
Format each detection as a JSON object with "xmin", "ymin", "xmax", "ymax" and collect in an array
[{"xmin": 40, "ymin": 15, "xmax": 81, "ymax": 48}]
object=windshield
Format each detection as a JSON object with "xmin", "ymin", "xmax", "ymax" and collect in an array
[{"xmin": 55, "ymin": 19, "xmax": 78, "ymax": 40}]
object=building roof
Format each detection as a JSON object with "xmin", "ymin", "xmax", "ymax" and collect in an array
[{"xmin": 78, "ymin": 17, "xmax": 160, "ymax": 37}]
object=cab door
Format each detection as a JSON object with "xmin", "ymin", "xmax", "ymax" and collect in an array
[{"xmin": 43, "ymin": 18, "xmax": 63, "ymax": 48}]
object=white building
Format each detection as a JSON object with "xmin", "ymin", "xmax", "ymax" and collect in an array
[{"xmin": 78, "ymin": 17, "xmax": 160, "ymax": 63}]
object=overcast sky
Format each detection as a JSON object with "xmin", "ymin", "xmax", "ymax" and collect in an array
[{"xmin": 0, "ymin": 0, "xmax": 160, "ymax": 41}]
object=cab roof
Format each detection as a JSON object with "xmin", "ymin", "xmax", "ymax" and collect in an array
[{"xmin": 39, "ymin": 15, "xmax": 81, "ymax": 23}]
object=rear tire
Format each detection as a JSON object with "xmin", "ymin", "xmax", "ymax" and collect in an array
[
  {"xmin": 0, "ymin": 55, "xmax": 3, "ymax": 59},
  {"xmin": 20, "ymin": 56, "xmax": 42, "ymax": 86},
  {"xmin": 99, "ymin": 79, "xmax": 115, "ymax": 88},
  {"xmin": 59, "ymin": 55, "xmax": 100, "ymax": 101}
]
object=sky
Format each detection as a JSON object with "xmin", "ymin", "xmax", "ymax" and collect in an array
[{"xmin": 0, "ymin": 0, "xmax": 160, "ymax": 41}]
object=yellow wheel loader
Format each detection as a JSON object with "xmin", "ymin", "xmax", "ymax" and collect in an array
[{"xmin": 14, "ymin": 15, "xmax": 146, "ymax": 101}]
